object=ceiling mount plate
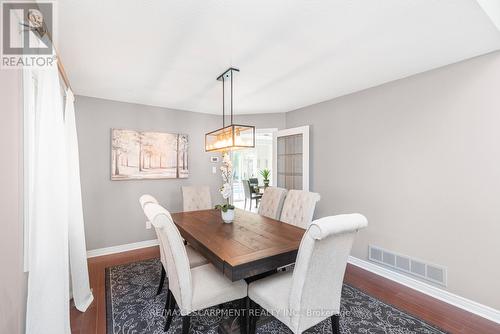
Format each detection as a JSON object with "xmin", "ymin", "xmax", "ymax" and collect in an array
[{"xmin": 217, "ymin": 67, "xmax": 240, "ymax": 81}]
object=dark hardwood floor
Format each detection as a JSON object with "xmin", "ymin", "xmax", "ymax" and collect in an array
[
  {"xmin": 70, "ymin": 246, "xmax": 500, "ymax": 334},
  {"xmin": 70, "ymin": 247, "xmax": 160, "ymax": 334}
]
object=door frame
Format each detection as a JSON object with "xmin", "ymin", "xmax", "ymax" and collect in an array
[{"xmin": 273, "ymin": 125, "xmax": 310, "ymax": 191}]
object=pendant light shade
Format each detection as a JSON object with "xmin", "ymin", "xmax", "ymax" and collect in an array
[
  {"xmin": 205, "ymin": 68, "xmax": 255, "ymax": 152},
  {"xmin": 205, "ymin": 124, "xmax": 255, "ymax": 152}
]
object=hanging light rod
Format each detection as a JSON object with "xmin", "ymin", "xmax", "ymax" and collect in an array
[{"xmin": 205, "ymin": 67, "xmax": 255, "ymax": 152}]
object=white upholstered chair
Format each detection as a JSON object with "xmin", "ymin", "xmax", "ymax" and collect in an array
[
  {"xmin": 139, "ymin": 195, "xmax": 208, "ymax": 295},
  {"xmin": 258, "ymin": 187, "xmax": 288, "ymax": 220},
  {"xmin": 248, "ymin": 214, "xmax": 368, "ymax": 334},
  {"xmin": 143, "ymin": 203, "xmax": 248, "ymax": 333},
  {"xmin": 182, "ymin": 185, "xmax": 212, "ymax": 212},
  {"xmin": 280, "ymin": 190, "xmax": 321, "ymax": 228}
]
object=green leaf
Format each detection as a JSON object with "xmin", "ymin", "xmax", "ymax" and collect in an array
[
  {"xmin": 259, "ymin": 169, "xmax": 271, "ymax": 180},
  {"xmin": 215, "ymin": 203, "xmax": 234, "ymax": 212}
]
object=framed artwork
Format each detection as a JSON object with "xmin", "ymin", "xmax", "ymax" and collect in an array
[{"xmin": 111, "ymin": 129, "xmax": 189, "ymax": 180}]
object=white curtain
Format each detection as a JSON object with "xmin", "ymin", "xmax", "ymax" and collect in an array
[
  {"xmin": 25, "ymin": 65, "xmax": 93, "ymax": 333},
  {"xmin": 66, "ymin": 89, "xmax": 94, "ymax": 311}
]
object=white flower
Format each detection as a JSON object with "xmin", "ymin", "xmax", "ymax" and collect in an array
[
  {"xmin": 222, "ymin": 153, "xmax": 232, "ymax": 165},
  {"xmin": 219, "ymin": 152, "xmax": 233, "ymax": 202},
  {"xmin": 220, "ymin": 182, "xmax": 232, "ymax": 199}
]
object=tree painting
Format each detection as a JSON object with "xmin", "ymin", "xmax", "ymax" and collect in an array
[
  {"xmin": 111, "ymin": 129, "xmax": 189, "ymax": 180},
  {"xmin": 177, "ymin": 134, "xmax": 189, "ymax": 178},
  {"xmin": 111, "ymin": 129, "xmax": 138, "ymax": 176}
]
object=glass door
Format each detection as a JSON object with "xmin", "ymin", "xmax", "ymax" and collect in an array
[
  {"xmin": 232, "ymin": 129, "xmax": 275, "ymax": 206},
  {"xmin": 273, "ymin": 126, "xmax": 309, "ymax": 191}
]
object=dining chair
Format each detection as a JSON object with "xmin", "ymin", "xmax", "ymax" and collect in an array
[
  {"xmin": 143, "ymin": 203, "xmax": 248, "ymax": 334},
  {"xmin": 243, "ymin": 179, "xmax": 262, "ymax": 210},
  {"xmin": 248, "ymin": 214, "xmax": 368, "ymax": 334},
  {"xmin": 280, "ymin": 190, "xmax": 321, "ymax": 228},
  {"xmin": 182, "ymin": 185, "xmax": 212, "ymax": 212},
  {"xmin": 249, "ymin": 177, "xmax": 261, "ymax": 195},
  {"xmin": 139, "ymin": 195, "xmax": 208, "ymax": 295},
  {"xmin": 257, "ymin": 187, "xmax": 288, "ymax": 220},
  {"xmin": 249, "ymin": 177, "xmax": 259, "ymax": 187}
]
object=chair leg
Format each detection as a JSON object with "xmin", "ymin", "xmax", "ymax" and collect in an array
[
  {"xmin": 164, "ymin": 290, "xmax": 175, "ymax": 332},
  {"xmin": 248, "ymin": 299, "xmax": 258, "ymax": 334},
  {"xmin": 182, "ymin": 315, "xmax": 191, "ymax": 334},
  {"xmin": 157, "ymin": 266, "xmax": 166, "ymax": 295},
  {"xmin": 331, "ymin": 314, "xmax": 340, "ymax": 334},
  {"xmin": 163, "ymin": 288, "xmax": 171, "ymax": 311},
  {"xmin": 239, "ymin": 297, "xmax": 248, "ymax": 334}
]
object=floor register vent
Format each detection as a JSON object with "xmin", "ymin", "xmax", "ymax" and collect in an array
[{"xmin": 368, "ymin": 245, "xmax": 447, "ymax": 286}]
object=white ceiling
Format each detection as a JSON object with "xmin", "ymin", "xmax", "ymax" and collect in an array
[
  {"xmin": 58, "ymin": 0, "xmax": 500, "ymax": 114},
  {"xmin": 478, "ymin": 0, "xmax": 500, "ymax": 30}
]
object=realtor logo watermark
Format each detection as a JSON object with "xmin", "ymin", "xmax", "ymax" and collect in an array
[{"xmin": 1, "ymin": 1, "xmax": 56, "ymax": 68}]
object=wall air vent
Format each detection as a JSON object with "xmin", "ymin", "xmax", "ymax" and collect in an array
[{"xmin": 369, "ymin": 245, "xmax": 447, "ymax": 286}]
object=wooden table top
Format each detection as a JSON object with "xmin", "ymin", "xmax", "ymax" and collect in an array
[{"xmin": 171, "ymin": 209, "xmax": 305, "ymax": 281}]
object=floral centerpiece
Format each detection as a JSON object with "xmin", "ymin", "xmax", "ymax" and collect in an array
[{"xmin": 214, "ymin": 152, "xmax": 235, "ymax": 223}]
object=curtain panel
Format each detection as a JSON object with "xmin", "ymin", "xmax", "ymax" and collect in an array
[{"xmin": 24, "ymin": 65, "xmax": 92, "ymax": 334}]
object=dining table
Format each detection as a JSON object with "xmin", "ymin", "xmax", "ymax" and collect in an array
[{"xmin": 171, "ymin": 208, "xmax": 305, "ymax": 282}]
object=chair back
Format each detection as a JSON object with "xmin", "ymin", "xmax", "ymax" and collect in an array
[
  {"xmin": 139, "ymin": 195, "xmax": 166, "ymax": 267},
  {"xmin": 249, "ymin": 178, "xmax": 259, "ymax": 194},
  {"xmin": 280, "ymin": 190, "xmax": 320, "ymax": 228},
  {"xmin": 258, "ymin": 187, "xmax": 288, "ymax": 220},
  {"xmin": 289, "ymin": 214, "xmax": 368, "ymax": 333},
  {"xmin": 143, "ymin": 203, "xmax": 193, "ymax": 313},
  {"xmin": 182, "ymin": 185, "xmax": 212, "ymax": 212},
  {"xmin": 242, "ymin": 180, "xmax": 252, "ymax": 199},
  {"xmin": 139, "ymin": 194, "xmax": 158, "ymax": 208}
]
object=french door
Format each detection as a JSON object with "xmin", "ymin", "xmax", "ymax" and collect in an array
[{"xmin": 272, "ymin": 126, "xmax": 309, "ymax": 191}]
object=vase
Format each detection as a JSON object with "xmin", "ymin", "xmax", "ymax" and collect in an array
[
  {"xmin": 221, "ymin": 209, "xmax": 235, "ymax": 223},
  {"xmin": 264, "ymin": 180, "xmax": 270, "ymax": 188}
]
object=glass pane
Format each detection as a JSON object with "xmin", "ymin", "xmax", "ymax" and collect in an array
[
  {"xmin": 277, "ymin": 155, "xmax": 285, "ymax": 174},
  {"xmin": 294, "ymin": 134, "xmax": 303, "ymax": 154},
  {"xmin": 277, "ymin": 136, "xmax": 286, "ymax": 153},
  {"xmin": 276, "ymin": 133, "xmax": 303, "ymax": 190},
  {"xmin": 234, "ymin": 125, "xmax": 254, "ymax": 147},
  {"xmin": 206, "ymin": 125, "xmax": 254, "ymax": 151},
  {"xmin": 278, "ymin": 174, "xmax": 285, "ymax": 188},
  {"xmin": 294, "ymin": 175, "xmax": 303, "ymax": 189},
  {"xmin": 205, "ymin": 125, "xmax": 234, "ymax": 151},
  {"xmin": 294, "ymin": 154, "xmax": 302, "ymax": 173}
]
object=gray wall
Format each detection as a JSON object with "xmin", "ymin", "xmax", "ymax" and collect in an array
[
  {"xmin": 285, "ymin": 51, "xmax": 500, "ymax": 310},
  {"xmin": 0, "ymin": 70, "xmax": 25, "ymax": 334},
  {"xmin": 75, "ymin": 96, "xmax": 285, "ymax": 250}
]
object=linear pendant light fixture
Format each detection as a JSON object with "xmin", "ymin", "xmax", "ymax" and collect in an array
[{"xmin": 205, "ymin": 67, "xmax": 255, "ymax": 152}]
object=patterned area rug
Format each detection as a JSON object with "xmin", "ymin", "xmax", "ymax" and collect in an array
[{"xmin": 106, "ymin": 258, "xmax": 447, "ymax": 334}]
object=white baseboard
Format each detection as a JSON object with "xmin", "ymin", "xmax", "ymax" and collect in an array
[
  {"xmin": 86, "ymin": 239, "xmax": 159, "ymax": 258},
  {"xmin": 348, "ymin": 256, "xmax": 500, "ymax": 324}
]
